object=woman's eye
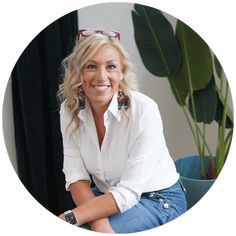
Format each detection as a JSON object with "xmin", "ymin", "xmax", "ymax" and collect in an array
[
  {"xmin": 107, "ymin": 64, "xmax": 116, "ymax": 70},
  {"xmin": 85, "ymin": 64, "xmax": 96, "ymax": 70}
]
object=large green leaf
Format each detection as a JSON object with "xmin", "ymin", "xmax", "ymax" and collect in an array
[
  {"xmin": 214, "ymin": 55, "xmax": 223, "ymax": 79},
  {"xmin": 188, "ymin": 76, "xmax": 217, "ymax": 124},
  {"xmin": 213, "ymin": 54, "xmax": 233, "ymax": 128},
  {"xmin": 132, "ymin": 4, "xmax": 182, "ymax": 77},
  {"xmin": 171, "ymin": 20, "xmax": 213, "ymax": 105},
  {"xmin": 215, "ymin": 85, "xmax": 234, "ymax": 128}
]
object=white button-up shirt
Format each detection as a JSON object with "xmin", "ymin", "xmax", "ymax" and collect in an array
[{"xmin": 60, "ymin": 91, "xmax": 179, "ymax": 213}]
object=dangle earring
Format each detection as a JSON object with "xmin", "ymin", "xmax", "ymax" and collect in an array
[
  {"xmin": 117, "ymin": 89, "xmax": 129, "ymax": 110},
  {"xmin": 76, "ymin": 86, "xmax": 85, "ymax": 111}
]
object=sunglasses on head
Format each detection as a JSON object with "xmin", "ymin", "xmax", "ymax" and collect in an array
[{"xmin": 77, "ymin": 29, "xmax": 120, "ymax": 41}]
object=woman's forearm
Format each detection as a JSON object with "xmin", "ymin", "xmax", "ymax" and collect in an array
[
  {"xmin": 69, "ymin": 180, "xmax": 95, "ymax": 205},
  {"xmin": 68, "ymin": 181, "xmax": 117, "ymax": 232},
  {"xmin": 72, "ymin": 192, "xmax": 119, "ymax": 225}
]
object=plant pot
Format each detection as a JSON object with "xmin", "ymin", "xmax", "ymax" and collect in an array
[{"xmin": 175, "ymin": 155, "xmax": 215, "ymax": 209}]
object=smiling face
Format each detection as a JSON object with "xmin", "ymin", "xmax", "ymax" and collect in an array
[{"xmin": 82, "ymin": 44, "xmax": 124, "ymax": 110}]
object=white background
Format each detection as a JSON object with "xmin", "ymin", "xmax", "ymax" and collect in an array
[{"xmin": 0, "ymin": 0, "xmax": 235, "ymax": 236}]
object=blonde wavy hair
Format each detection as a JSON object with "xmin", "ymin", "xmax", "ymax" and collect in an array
[{"xmin": 58, "ymin": 33, "xmax": 138, "ymax": 131}]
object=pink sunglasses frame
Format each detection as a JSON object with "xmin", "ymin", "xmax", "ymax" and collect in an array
[{"xmin": 77, "ymin": 29, "xmax": 120, "ymax": 41}]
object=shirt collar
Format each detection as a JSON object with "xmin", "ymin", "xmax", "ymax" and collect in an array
[
  {"xmin": 77, "ymin": 92, "xmax": 122, "ymax": 122},
  {"xmin": 107, "ymin": 92, "xmax": 122, "ymax": 121}
]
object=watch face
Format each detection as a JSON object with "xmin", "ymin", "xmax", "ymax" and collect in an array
[{"xmin": 65, "ymin": 212, "xmax": 77, "ymax": 225}]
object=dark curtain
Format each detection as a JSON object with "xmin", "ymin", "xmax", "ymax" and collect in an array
[{"xmin": 11, "ymin": 11, "xmax": 78, "ymax": 215}]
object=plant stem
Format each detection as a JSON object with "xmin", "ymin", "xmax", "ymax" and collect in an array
[
  {"xmin": 169, "ymin": 78, "xmax": 209, "ymax": 178},
  {"xmin": 169, "ymin": 79, "xmax": 198, "ymax": 147},
  {"xmin": 216, "ymin": 81, "xmax": 229, "ymax": 175},
  {"xmin": 180, "ymin": 24, "xmax": 205, "ymax": 177},
  {"xmin": 196, "ymin": 125, "xmax": 213, "ymax": 157},
  {"xmin": 224, "ymin": 129, "xmax": 233, "ymax": 158},
  {"xmin": 201, "ymin": 123, "xmax": 206, "ymax": 156}
]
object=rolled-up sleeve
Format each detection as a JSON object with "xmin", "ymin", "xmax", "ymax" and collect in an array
[
  {"xmin": 60, "ymin": 103, "xmax": 91, "ymax": 191},
  {"xmin": 110, "ymin": 102, "xmax": 167, "ymax": 213}
]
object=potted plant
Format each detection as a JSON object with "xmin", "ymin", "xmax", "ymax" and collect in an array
[{"xmin": 132, "ymin": 4, "xmax": 233, "ymax": 208}]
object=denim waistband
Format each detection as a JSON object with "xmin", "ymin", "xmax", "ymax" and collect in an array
[{"xmin": 141, "ymin": 179, "xmax": 186, "ymax": 198}]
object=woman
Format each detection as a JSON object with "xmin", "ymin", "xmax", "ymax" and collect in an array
[{"xmin": 58, "ymin": 29, "xmax": 187, "ymax": 233}]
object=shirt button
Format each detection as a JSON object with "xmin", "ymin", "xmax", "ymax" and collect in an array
[{"xmin": 163, "ymin": 203, "xmax": 169, "ymax": 209}]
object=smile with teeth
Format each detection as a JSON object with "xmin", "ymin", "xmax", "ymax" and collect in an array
[{"xmin": 91, "ymin": 85, "xmax": 111, "ymax": 91}]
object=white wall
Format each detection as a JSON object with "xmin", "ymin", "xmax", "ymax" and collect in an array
[{"xmin": 78, "ymin": 2, "xmax": 221, "ymax": 159}]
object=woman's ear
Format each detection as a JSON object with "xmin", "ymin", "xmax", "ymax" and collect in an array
[
  {"xmin": 120, "ymin": 65, "xmax": 125, "ymax": 80},
  {"xmin": 121, "ymin": 64, "xmax": 125, "ymax": 73}
]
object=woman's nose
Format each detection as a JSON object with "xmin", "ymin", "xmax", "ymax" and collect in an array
[{"xmin": 96, "ymin": 67, "xmax": 108, "ymax": 80}]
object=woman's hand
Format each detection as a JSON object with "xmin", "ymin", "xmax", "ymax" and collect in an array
[
  {"xmin": 90, "ymin": 219, "xmax": 115, "ymax": 233},
  {"xmin": 58, "ymin": 213, "xmax": 65, "ymax": 220},
  {"xmin": 58, "ymin": 212, "xmax": 115, "ymax": 233}
]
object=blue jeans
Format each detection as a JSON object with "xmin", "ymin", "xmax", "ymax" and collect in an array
[{"xmin": 81, "ymin": 180, "xmax": 187, "ymax": 233}]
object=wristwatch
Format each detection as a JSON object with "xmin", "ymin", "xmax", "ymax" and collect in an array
[{"xmin": 64, "ymin": 210, "xmax": 80, "ymax": 226}]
